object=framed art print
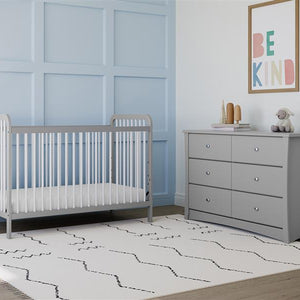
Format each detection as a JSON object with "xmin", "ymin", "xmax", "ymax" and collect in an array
[{"xmin": 248, "ymin": 0, "xmax": 299, "ymax": 93}]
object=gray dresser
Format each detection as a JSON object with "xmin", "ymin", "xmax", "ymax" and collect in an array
[{"xmin": 184, "ymin": 130, "xmax": 300, "ymax": 243}]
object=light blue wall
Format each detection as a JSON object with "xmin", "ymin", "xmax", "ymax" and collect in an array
[{"xmin": 0, "ymin": 0, "xmax": 175, "ymax": 206}]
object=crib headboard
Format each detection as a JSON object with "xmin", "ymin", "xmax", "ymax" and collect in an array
[{"xmin": 110, "ymin": 114, "xmax": 153, "ymax": 208}]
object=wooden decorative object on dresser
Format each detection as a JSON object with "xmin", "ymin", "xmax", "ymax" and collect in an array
[{"xmin": 184, "ymin": 130, "xmax": 300, "ymax": 243}]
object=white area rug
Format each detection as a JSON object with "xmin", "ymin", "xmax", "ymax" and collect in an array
[{"xmin": 0, "ymin": 214, "xmax": 300, "ymax": 300}]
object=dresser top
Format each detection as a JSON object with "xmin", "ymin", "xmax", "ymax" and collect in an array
[{"xmin": 184, "ymin": 129, "xmax": 300, "ymax": 138}]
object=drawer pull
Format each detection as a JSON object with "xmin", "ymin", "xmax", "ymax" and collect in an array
[
  {"xmin": 205, "ymin": 198, "xmax": 211, "ymax": 203},
  {"xmin": 254, "ymin": 177, "xmax": 260, "ymax": 182},
  {"xmin": 205, "ymin": 144, "xmax": 211, "ymax": 149},
  {"xmin": 254, "ymin": 207, "xmax": 260, "ymax": 212},
  {"xmin": 254, "ymin": 147, "xmax": 260, "ymax": 152},
  {"xmin": 205, "ymin": 171, "xmax": 211, "ymax": 176}
]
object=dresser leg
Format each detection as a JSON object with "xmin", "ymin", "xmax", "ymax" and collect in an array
[
  {"xmin": 6, "ymin": 216, "xmax": 12, "ymax": 239},
  {"xmin": 147, "ymin": 205, "xmax": 153, "ymax": 223},
  {"xmin": 184, "ymin": 209, "xmax": 189, "ymax": 220}
]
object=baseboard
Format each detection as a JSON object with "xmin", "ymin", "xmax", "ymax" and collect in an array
[{"xmin": 175, "ymin": 192, "xmax": 185, "ymax": 207}]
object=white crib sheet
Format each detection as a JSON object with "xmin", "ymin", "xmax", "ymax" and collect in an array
[{"xmin": 11, "ymin": 183, "xmax": 146, "ymax": 213}]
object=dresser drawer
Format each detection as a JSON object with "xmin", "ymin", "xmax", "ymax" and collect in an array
[
  {"xmin": 232, "ymin": 163, "xmax": 284, "ymax": 197},
  {"xmin": 232, "ymin": 136, "xmax": 285, "ymax": 166},
  {"xmin": 189, "ymin": 134, "xmax": 231, "ymax": 161},
  {"xmin": 189, "ymin": 159, "xmax": 231, "ymax": 189},
  {"xmin": 189, "ymin": 184, "xmax": 231, "ymax": 216},
  {"xmin": 232, "ymin": 191, "xmax": 283, "ymax": 228}
]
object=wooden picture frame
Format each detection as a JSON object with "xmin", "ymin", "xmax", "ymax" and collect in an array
[{"xmin": 248, "ymin": 0, "xmax": 299, "ymax": 93}]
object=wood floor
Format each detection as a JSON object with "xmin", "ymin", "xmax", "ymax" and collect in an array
[
  {"xmin": 152, "ymin": 269, "xmax": 300, "ymax": 300},
  {"xmin": 0, "ymin": 205, "xmax": 299, "ymax": 300}
]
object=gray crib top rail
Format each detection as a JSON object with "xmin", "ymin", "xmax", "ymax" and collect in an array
[
  {"xmin": 0, "ymin": 113, "xmax": 152, "ymax": 134},
  {"xmin": 11, "ymin": 125, "xmax": 151, "ymax": 134}
]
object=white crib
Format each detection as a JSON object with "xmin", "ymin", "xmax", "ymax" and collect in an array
[{"xmin": 0, "ymin": 114, "xmax": 153, "ymax": 238}]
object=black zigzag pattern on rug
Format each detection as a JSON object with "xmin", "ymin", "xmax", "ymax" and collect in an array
[
  {"xmin": 56, "ymin": 229, "xmax": 92, "ymax": 246},
  {"xmin": 149, "ymin": 244, "xmax": 252, "ymax": 274},
  {"xmin": 230, "ymin": 233, "xmax": 300, "ymax": 251},
  {"xmin": 13, "ymin": 252, "xmax": 52, "ymax": 260},
  {"xmin": 58, "ymin": 257, "xmax": 154, "ymax": 294},
  {"xmin": 0, "ymin": 249, "xmax": 26, "ymax": 255},
  {"xmin": 165, "ymin": 216, "xmax": 209, "ymax": 230},
  {"xmin": 78, "ymin": 245, "xmax": 104, "ymax": 251},
  {"xmin": 135, "ymin": 219, "xmax": 171, "ymax": 230},
  {"xmin": 109, "ymin": 249, "xmax": 210, "ymax": 282},
  {"xmin": 191, "ymin": 239, "xmax": 300, "ymax": 266},
  {"xmin": 17, "ymin": 233, "xmax": 47, "ymax": 245},
  {"xmin": 188, "ymin": 229, "xmax": 222, "ymax": 234},
  {"xmin": 150, "ymin": 235, "xmax": 181, "ymax": 240},
  {"xmin": 3, "ymin": 265, "xmax": 67, "ymax": 300},
  {"xmin": 102, "ymin": 223, "xmax": 157, "ymax": 237}
]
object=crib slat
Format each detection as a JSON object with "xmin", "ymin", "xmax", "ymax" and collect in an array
[
  {"xmin": 49, "ymin": 133, "xmax": 53, "ymax": 210},
  {"xmin": 143, "ymin": 120, "xmax": 146, "ymax": 202},
  {"xmin": 85, "ymin": 132, "xmax": 88, "ymax": 186},
  {"xmin": 139, "ymin": 121, "xmax": 142, "ymax": 202},
  {"xmin": 94, "ymin": 132, "xmax": 98, "ymax": 206},
  {"xmin": 16, "ymin": 133, "xmax": 19, "ymax": 213},
  {"xmin": 57, "ymin": 132, "xmax": 61, "ymax": 209},
  {"xmin": 116, "ymin": 129, "xmax": 119, "ymax": 205},
  {"xmin": 1, "ymin": 121, "xmax": 4, "ymax": 213},
  {"xmin": 38, "ymin": 133, "xmax": 41, "ymax": 188},
  {"xmin": 123, "ymin": 120, "xmax": 126, "ymax": 204},
  {"xmin": 2, "ymin": 122, "xmax": 5, "ymax": 212},
  {"xmin": 127, "ymin": 120, "xmax": 129, "ymax": 187},
  {"xmin": 102, "ymin": 132, "xmax": 105, "ymax": 205},
  {"xmin": 0, "ymin": 121, "xmax": 3, "ymax": 212},
  {"xmin": 3, "ymin": 121, "xmax": 6, "ymax": 212},
  {"xmin": 130, "ymin": 120, "xmax": 133, "ymax": 203},
  {"xmin": 135, "ymin": 120, "xmax": 139, "ymax": 203},
  {"xmin": 64, "ymin": 133, "xmax": 68, "ymax": 209},
  {"xmin": 109, "ymin": 132, "xmax": 112, "ymax": 205},
  {"xmin": 72, "ymin": 132, "xmax": 75, "ymax": 208},
  {"xmin": 52, "ymin": 132, "xmax": 57, "ymax": 193},
  {"xmin": 41, "ymin": 133, "xmax": 44, "ymax": 211},
  {"xmin": 87, "ymin": 132, "xmax": 90, "ymax": 207},
  {"xmin": 24, "ymin": 133, "xmax": 28, "ymax": 213},
  {"xmin": 98, "ymin": 132, "xmax": 101, "ymax": 203},
  {"xmin": 92, "ymin": 132, "xmax": 94, "ymax": 186},
  {"xmin": 45, "ymin": 133, "xmax": 48, "ymax": 189},
  {"xmin": 32, "ymin": 133, "xmax": 36, "ymax": 212},
  {"xmin": 79, "ymin": 132, "xmax": 83, "ymax": 208}
]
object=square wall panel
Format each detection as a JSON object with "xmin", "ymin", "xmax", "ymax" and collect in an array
[
  {"xmin": 0, "ymin": 1, "xmax": 32, "ymax": 62},
  {"xmin": 0, "ymin": 72, "xmax": 32, "ymax": 125},
  {"xmin": 115, "ymin": 11, "xmax": 166, "ymax": 68},
  {"xmin": 114, "ymin": 76, "xmax": 166, "ymax": 132},
  {"xmin": 45, "ymin": 3, "xmax": 104, "ymax": 65},
  {"xmin": 45, "ymin": 74, "xmax": 104, "ymax": 125},
  {"xmin": 152, "ymin": 141, "xmax": 167, "ymax": 195}
]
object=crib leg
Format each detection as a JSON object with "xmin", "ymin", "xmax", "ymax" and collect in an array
[
  {"xmin": 147, "ymin": 205, "xmax": 153, "ymax": 223},
  {"xmin": 6, "ymin": 216, "xmax": 12, "ymax": 239}
]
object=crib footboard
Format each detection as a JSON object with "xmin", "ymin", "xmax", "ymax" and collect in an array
[{"xmin": 0, "ymin": 114, "xmax": 153, "ymax": 238}]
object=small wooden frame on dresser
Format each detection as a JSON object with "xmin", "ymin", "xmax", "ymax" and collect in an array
[{"xmin": 184, "ymin": 130, "xmax": 300, "ymax": 243}]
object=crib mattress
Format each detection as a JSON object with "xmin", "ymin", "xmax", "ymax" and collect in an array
[{"xmin": 10, "ymin": 183, "xmax": 146, "ymax": 214}]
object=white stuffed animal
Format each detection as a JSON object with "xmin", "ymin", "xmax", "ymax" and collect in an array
[{"xmin": 271, "ymin": 108, "xmax": 294, "ymax": 133}]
